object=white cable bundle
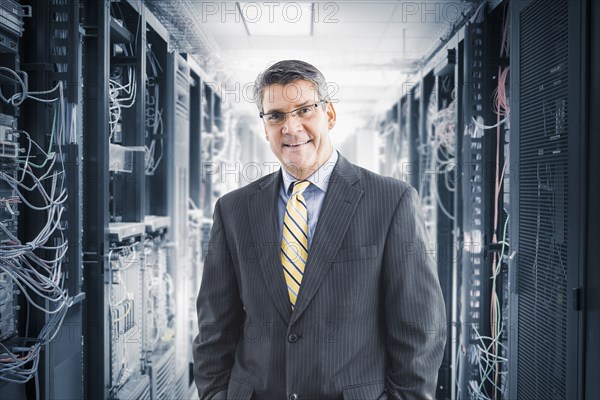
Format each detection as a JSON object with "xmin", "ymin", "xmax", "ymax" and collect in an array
[{"xmin": 0, "ymin": 72, "xmax": 71, "ymax": 383}]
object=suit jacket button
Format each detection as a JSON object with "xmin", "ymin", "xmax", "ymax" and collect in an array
[
  {"xmin": 289, "ymin": 393, "xmax": 299, "ymax": 400},
  {"xmin": 287, "ymin": 333, "xmax": 298, "ymax": 343}
]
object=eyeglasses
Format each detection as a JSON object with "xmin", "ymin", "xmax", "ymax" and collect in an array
[{"xmin": 259, "ymin": 100, "xmax": 327, "ymax": 126}]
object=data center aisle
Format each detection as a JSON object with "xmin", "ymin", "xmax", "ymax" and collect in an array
[{"xmin": 0, "ymin": 1, "xmax": 598, "ymax": 399}]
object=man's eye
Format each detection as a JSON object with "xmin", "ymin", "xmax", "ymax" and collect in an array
[
  {"xmin": 267, "ymin": 113, "xmax": 284, "ymax": 121},
  {"xmin": 298, "ymin": 107, "xmax": 312, "ymax": 115}
]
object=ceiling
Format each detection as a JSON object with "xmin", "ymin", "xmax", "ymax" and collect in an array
[{"xmin": 188, "ymin": 0, "xmax": 475, "ymax": 139}]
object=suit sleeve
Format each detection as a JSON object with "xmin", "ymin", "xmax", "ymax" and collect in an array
[
  {"xmin": 382, "ymin": 186, "xmax": 447, "ymax": 400},
  {"xmin": 193, "ymin": 199, "xmax": 244, "ymax": 400}
]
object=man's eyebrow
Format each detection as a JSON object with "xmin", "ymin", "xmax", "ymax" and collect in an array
[{"xmin": 264, "ymin": 101, "xmax": 314, "ymax": 114}]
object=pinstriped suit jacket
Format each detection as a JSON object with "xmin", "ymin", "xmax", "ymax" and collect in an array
[{"xmin": 193, "ymin": 154, "xmax": 447, "ymax": 400}]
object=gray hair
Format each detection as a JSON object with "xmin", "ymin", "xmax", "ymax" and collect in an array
[{"xmin": 253, "ymin": 60, "xmax": 329, "ymax": 112}]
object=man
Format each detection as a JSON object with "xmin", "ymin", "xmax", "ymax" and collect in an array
[{"xmin": 193, "ymin": 60, "xmax": 446, "ymax": 400}]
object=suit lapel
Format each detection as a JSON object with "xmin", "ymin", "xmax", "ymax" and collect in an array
[
  {"xmin": 248, "ymin": 170, "xmax": 292, "ymax": 324},
  {"xmin": 290, "ymin": 155, "xmax": 364, "ymax": 326}
]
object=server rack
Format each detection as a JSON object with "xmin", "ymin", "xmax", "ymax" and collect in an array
[
  {"xmin": 143, "ymin": 11, "xmax": 176, "ymax": 399},
  {"xmin": 585, "ymin": 2, "xmax": 600, "ymax": 398},
  {"xmin": 81, "ymin": 1, "xmax": 199, "ymax": 398},
  {"xmin": 458, "ymin": 3, "xmax": 511, "ymax": 398},
  {"xmin": 508, "ymin": 0, "xmax": 588, "ymax": 398},
  {"xmin": 83, "ymin": 1, "xmax": 149, "ymax": 398},
  {"xmin": 21, "ymin": 1, "xmax": 85, "ymax": 397},
  {"xmin": 384, "ymin": 3, "xmax": 511, "ymax": 398},
  {"xmin": 1, "ymin": 1, "xmax": 85, "ymax": 398},
  {"xmin": 0, "ymin": 3, "xmax": 23, "ymax": 397}
]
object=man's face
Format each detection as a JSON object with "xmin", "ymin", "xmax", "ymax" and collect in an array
[{"xmin": 261, "ymin": 79, "xmax": 336, "ymax": 180}]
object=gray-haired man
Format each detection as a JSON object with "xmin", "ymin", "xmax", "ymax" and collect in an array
[{"xmin": 193, "ymin": 60, "xmax": 446, "ymax": 400}]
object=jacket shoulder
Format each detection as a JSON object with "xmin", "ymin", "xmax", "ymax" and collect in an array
[
  {"xmin": 216, "ymin": 170, "xmax": 278, "ymax": 208},
  {"xmin": 352, "ymin": 164, "xmax": 414, "ymax": 198}
]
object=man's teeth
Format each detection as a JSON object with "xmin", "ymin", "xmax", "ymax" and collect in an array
[{"xmin": 287, "ymin": 141, "xmax": 309, "ymax": 147}]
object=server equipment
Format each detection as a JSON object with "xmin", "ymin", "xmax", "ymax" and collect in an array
[
  {"xmin": 508, "ymin": 0, "xmax": 594, "ymax": 398},
  {"xmin": 380, "ymin": 2, "xmax": 511, "ymax": 398}
]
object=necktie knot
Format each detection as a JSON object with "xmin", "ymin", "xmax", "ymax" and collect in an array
[{"xmin": 292, "ymin": 180, "xmax": 310, "ymax": 196}]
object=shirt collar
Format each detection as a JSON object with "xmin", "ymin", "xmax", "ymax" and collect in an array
[{"xmin": 281, "ymin": 149, "xmax": 339, "ymax": 195}]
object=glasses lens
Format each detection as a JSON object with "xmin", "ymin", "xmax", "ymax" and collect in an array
[
  {"xmin": 266, "ymin": 113, "xmax": 285, "ymax": 125},
  {"xmin": 295, "ymin": 105, "xmax": 316, "ymax": 119}
]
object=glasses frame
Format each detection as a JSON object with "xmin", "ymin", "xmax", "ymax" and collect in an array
[{"xmin": 259, "ymin": 100, "xmax": 328, "ymax": 125}]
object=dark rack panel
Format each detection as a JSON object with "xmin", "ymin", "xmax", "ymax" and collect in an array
[
  {"xmin": 109, "ymin": 0, "xmax": 145, "ymax": 224},
  {"xmin": 82, "ymin": 0, "xmax": 112, "ymax": 397},
  {"xmin": 433, "ymin": 70, "xmax": 456, "ymax": 400},
  {"xmin": 508, "ymin": 0, "xmax": 586, "ymax": 398},
  {"xmin": 47, "ymin": 0, "xmax": 81, "ymax": 102},
  {"xmin": 454, "ymin": 5, "xmax": 512, "ymax": 394},
  {"xmin": 144, "ymin": 11, "xmax": 169, "ymax": 217},
  {"xmin": 585, "ymin": 1, "xmax": 600, "ymax": 399},
  {"xmin": 459, "ymin": 24, "xmax": 487, "ymax": 394},
  {"xmin": 406, "ymin": 87, "xmax": 419, "ymax": 190}
]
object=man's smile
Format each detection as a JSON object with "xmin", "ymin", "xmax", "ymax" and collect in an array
[{"xmin": 284, "ymin": 140, "xmax": 311, "ymax": 148}]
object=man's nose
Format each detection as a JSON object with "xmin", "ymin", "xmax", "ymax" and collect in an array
[{"xmin": 282, "ymin": 112, "xmax": 302, "ymax": 133}]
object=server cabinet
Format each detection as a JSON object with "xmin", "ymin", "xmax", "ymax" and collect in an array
[
  {"xmin": 82, "ymin": 0, "xmax": 150, "ymax": 398},
  {"xmin": 508, "ymin": 0, "xmax": 587, "ymax": 398},
  {"xmin": 457, "ymin": 3, "xmax": 511, "ymax": 398},
  {"xmin": 585, "ymin": 1, "xmax": 600, "ymax": 398},
  {"xmin": 1, "ymin": 1, "xmax": 84, "ymax": 399},
  {"xmin": 0, "ymin": 3, "xmax": 25, "ymax": 397}
]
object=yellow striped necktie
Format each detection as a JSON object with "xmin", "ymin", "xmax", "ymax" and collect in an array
[{"xmin": 281, "ymin": 180, "xmax": 311, "ymax": 310}]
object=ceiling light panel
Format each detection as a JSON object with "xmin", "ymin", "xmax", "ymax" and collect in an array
[
  {"xmin": 240, "ymin": 2, "xmax": 313, "ymax": 36},
  {"xmin": 313, "ymin": 22, "xmax": 388, "ymax": 37},
  {"xmin": 323, "ymin": 2, "xmax": 397, "ymax": 23}
]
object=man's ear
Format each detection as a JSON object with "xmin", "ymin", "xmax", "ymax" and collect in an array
[{"xmin": 326, "ymin": 102, "xmax": 337, "ymax": 129}]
